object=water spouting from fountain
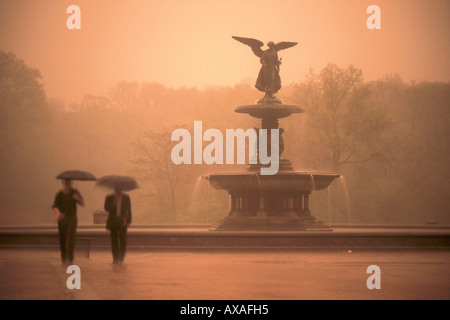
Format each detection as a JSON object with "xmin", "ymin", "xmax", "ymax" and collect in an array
[
  {"xmin": 192, "ymin": 175, "xmax": 213, "ymax": 220},
  {"xmin": 309, "ymin": 173, "xmax": 318, "ymax": 212},
  {"xmin": 192, "ymin": 176, "xmax": 203, "ymax": 202},
  {"xmin": 247, "ymin": 172, "xmax": 263, "ymax": 198},
  {"xmin": 327, "ymin": 187, "xmax": 332, "ymax": 224},
  {"xmin": 339, "ymin": 176, "xmax": 352, "ymax": 227}
]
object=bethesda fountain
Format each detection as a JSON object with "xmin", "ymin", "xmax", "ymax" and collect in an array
[{"xmin": 203, "ymin": 36, "xmax": 340, "ymax": 231}]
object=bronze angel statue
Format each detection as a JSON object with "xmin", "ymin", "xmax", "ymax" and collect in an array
[{"xmin": 232, "ymin": 36, "xmax": 297, "ymax": 102}]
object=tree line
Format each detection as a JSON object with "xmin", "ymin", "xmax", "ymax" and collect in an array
[{"xmin": 1, "ymin": 51, "xmax": 448, "ymax": 225}]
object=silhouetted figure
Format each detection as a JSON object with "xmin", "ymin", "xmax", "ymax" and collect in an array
[
  {"xmin": 232, "ymin": 36, "xmax": 297, "ymax": 102},
  {"xmin": 52, "ymin": 179, "xmax": 84, "ymax": 264},
  {"xmin": 105, "ymin": 187, "xmax": 132, "ymax": 263},
  {"xmin": 255, "ymin": 41, "xmax": 282, "ymax": 98}
]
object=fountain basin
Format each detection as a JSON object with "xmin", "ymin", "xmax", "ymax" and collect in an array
[
  {"xmin": 235, "ymin": 103, "xmax": 303, "ymax": 119},
  {"xmin": 204, "ymin": 171, "xmax": 340, "ymax": 192}
]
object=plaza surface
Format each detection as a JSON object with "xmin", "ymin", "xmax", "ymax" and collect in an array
[{"xmin": 0, "ymin": 247, "xmax": 449, "ymax": 300}]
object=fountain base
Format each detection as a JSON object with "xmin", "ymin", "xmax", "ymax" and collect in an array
[
  {"xmin": 210, "ymin": 214, "xmax": 332, "ymax": 231},
  {"xmin": 204, "ymin": 171, "xmax": 339, "ymax": 231}
]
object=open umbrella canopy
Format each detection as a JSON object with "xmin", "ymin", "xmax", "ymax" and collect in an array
[
  {"xmin": 96, "ymin": 175, "xmax": 139, "ymax": 191},
  {"xmin": 56, "ymin": 170, "xmax": 97, "ymax": 181}
]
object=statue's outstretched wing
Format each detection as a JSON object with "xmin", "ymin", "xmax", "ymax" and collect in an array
[
  {"xmin": 232, "ymin": 36, "xmax": 264, "ymax": 57},
  {"xmin": 274, "ymin": 42, "xmax": 298, "ymax": 52}
]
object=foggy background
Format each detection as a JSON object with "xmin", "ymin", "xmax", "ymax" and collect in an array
[{"xmin": 0, "ymin": 0, "xmax": 449, "ymax": 226}]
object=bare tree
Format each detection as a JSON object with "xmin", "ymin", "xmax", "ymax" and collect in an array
[
  {"xmin": 131, "ymin": 128, "xmax": 190, "ymax": 220},
  {"xmin": 294, "ymin": 64, "xmax": 390, "ymax": 173}
]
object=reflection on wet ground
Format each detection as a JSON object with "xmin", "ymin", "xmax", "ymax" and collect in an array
[{"xmin": 0, "ymin": 248, "xmax": 449, "ymax": 300}]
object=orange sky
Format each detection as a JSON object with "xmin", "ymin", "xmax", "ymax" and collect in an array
[{"xmin": 0, "ymin": 0, "xmax": 448, "ymax": 103}]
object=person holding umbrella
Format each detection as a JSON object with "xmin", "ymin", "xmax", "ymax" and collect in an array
[
  {"xmin": 53, "ymin": 170, "xmax": 95, "ymax": 264},
  {"xmin": 98, "ymin": 175, "xmax": 136, "ymax": 264}
]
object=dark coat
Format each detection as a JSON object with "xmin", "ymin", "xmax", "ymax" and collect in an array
[{"xmin": 104, "ymin": 193, "xmax": 132, "ymax": 230}]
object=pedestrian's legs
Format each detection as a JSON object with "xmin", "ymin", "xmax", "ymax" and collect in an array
[
  {"xmin": 66, "ymin": 216, "xmax": 77, "ymax": 263},
  {"xmin": 58, "ymin": 218, "xmax": 68, "ymax": 262},
  {"xmin": 118, "ymin": 227, "xmax": 127, "ymax": 262},
  {"xmin": 110, "ymin": 227, "xmax": 119, "ymax": 263}
]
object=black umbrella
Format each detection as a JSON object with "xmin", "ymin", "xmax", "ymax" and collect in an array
[
  {"xmin": 96, "ymin": 175, "xmax": 138, "ymax": 191},
  {"xmin": 56, "ymin": 170, "xmax": 96, "ymax": 181}
]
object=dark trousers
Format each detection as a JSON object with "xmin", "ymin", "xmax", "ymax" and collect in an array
[
  {"xmin": 110, "ymin": 224, "xmax": 127, "ymax": 262},
  {"xmin": 58, "ymin": 215, "xmax": 77, "ymax": 262}
]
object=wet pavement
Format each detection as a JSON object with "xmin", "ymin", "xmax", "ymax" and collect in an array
[{"xmin": 0, "ymin": 247, "xmax": 449, "ymax": 300}]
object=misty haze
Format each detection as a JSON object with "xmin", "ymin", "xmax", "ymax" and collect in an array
[
  {"xmin": 0, "ymin": 52, "xmax": 449, "ymax": 226},
  {"xmin": 0, "ymin": 0, "xmax": 449, "ymax": 227},
  {"xmin": 0, "ymin": 0, "xmax": 449, "ymax": 304}
]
